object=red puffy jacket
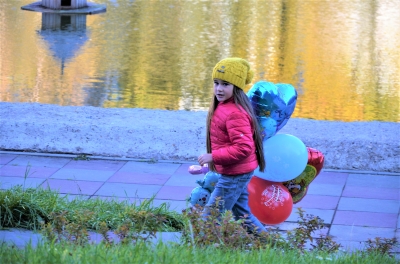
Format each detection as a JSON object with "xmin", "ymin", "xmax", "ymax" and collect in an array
[{"xmin": 210, "ymin": 98, "xmax": 259, "ymax": 175}]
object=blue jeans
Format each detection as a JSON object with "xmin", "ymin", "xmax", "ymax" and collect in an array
[{"xmin": 202, "ymin": 171, "xmax": 267, "ymax": 234}]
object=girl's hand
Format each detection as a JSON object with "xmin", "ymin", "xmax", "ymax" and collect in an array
[{"xmin": 198, "ymin": 153, "xmax": 213, "ymax": 166}]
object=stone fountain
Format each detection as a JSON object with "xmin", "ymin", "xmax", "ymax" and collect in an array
[{"xmin": 21, "ymin": 0, "xmax": 106, "ymax": 14}]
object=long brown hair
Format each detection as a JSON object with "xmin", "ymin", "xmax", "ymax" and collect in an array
[{"xmin": 206, "ymin": 86, "xmax": 266, "ymax": 172}]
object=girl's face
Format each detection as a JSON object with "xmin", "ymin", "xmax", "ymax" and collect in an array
[{"xmin": 213, "ymin": 79, "xmax": 234, "ymax": 102}]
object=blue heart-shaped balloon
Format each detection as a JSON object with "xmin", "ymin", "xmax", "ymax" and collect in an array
[{"xmin": 247, "ymin": 81, "xmax": 297, "ymax": 140}]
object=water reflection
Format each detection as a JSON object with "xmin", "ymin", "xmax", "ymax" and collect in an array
[
  {"xmin": 39, "ymin": 13, "xmax": 89, "ymax": 75},
  {"xmin": 0, "ymin": 0, "xmax": 399, "ymax": 122}
]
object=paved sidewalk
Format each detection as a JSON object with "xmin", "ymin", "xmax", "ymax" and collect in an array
[{"xmin": 0, "ymin": 151, "xmax": 399, "ymax": 253}]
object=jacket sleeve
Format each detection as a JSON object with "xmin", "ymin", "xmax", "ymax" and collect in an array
[{"xmin": 212, "ymin": 111, "xmax": 254, "ymax": 165}]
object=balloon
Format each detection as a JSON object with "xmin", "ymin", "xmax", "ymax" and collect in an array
[
  {"xmin": 255, "ymin": 134, "xmax": 308, "ymax": 182},
  {"xmin": 274, "ymin": 83, "xmax": 298, "ymax": 131},
  {"xmin": 188, "ymin": 187, "xmax": 211, "ymax": 207},
  {"xmin": 196, "ymin": 171, "xmax": 221, "ymax": 193},
  {"xmin": 257, "ymin": 117, "xmax": 277, "ymax": 140},
  {"xmin": 188, "ymin": 164, "xmax": 209, "ymax": 175},
  {"xmin": 247, "ymin": 81, "xmax": 297, "ymax": 140},
  {"xmin": 307, "ymin": 147, "xmax": 325, "ymax": 175},
  {"xmin": 282, "ymin": 165, "xmax": 315, "ymax": 204},
  {"xmin": 248, "ymin": 176, "xmax": 293, "ymax": 225},
  {"xmin": 283, "ymin": 147, "xmax": 325, "ymax": 203}
]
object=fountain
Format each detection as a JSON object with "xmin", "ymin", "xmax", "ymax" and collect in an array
[{"xmin": 21, "ymin": 0, "xmax": 106, "ymax": 14}]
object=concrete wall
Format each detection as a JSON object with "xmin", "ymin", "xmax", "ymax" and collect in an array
[{"xmin": 0, "ymin": 102, "xmax": 399, "ymax": 173}]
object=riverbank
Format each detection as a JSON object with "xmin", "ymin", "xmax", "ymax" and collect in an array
[{"xmin": 0, "ymin": 102, "xmax": 399, "ymax": 172}]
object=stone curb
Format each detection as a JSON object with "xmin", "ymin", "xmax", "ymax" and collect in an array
[{"xmin": 1, "ymin": 103, "xmax": 399, "ymax": 173}]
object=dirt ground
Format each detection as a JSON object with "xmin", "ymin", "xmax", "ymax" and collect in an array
[{"xmin": 1, "ymin": 102, "xmax": 399, "ymax": 172}]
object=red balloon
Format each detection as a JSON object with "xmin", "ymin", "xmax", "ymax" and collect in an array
[
  {"xmin": 307, "ymin": 147, "xmax": 324, "ymax": 176},
  {"xmin": 248, "ymin": 176, "xmax": 293, "ymax": 225}
]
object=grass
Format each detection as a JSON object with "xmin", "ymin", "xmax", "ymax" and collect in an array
[
  {"xmin": 0, "ymin": 241, "xmax": 398, "ymax": 264},
  {"xmin": 0, "ymin": 185, "xmax": 184, "ymax": 232},
  {"xmin": 0, "ymin": 184, "xmax": 398, "ymax": 263}
]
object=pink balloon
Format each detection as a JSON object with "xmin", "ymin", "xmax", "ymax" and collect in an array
[{"xmin": 188, "ymin": 164, "xmax": 209, "ymax": 175}]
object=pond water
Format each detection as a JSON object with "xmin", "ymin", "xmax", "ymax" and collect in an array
[{"xmin": 1, "ymin": 0, "xmax": 399, "ymax": 122}]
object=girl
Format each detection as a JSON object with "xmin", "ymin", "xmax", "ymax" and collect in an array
[{"xmin": 198, "ymin": 57, "xmax": 267, "ymax": 234}]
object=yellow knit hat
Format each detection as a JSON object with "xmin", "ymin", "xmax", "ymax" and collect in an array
[{"xmin": 212, "ymin": 57, "xmax": 254, "ymax": 89}]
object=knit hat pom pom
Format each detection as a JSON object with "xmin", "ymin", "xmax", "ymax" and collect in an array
[{"xmin": 246, "ymin": 69, "xmax": 254, "ymax": 85}]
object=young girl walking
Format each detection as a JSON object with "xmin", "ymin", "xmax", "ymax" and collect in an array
[{"xmin": 197, "ymin": 57, "xmax": 267, "ymax": 234}]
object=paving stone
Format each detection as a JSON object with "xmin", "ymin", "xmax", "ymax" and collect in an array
[
  {"xmin": 0, "ymin": 176, "xmax": 46, "ymax": 189},
  {"xmin": 88, "ymin": 231, "xmax": 182, "ymax": 245},
  {"xmin": 98, "ymin": 197, "xmax": 191, "ymax": 212},
  {"xmin": 174, "ymin": 163, "xmax": 199, "ymax": 175},
  {"xmin": 338, "ymin": 197, "xmax": 399, "ymax": 213},
  {"xmin": 314, "ymin": 171, "xmax": 348, "ymax": 185},
  {"xmin": 0, "ymin": 228, "xmax": 181, "ymax": 248},
  {"xmin": 0, "ymin": 229, "xmax": 44, "ymax": 248},
  {"xmin": 0, "ymin": 153, "xmax": 18, "ymax": 165},
  {"xmin": 336, "ymin": 240, "xmax": 367, "ymax": 252},
  {"xmin": 108, "ymin": 171, "xmax": 171, "ymax": 185},
  {"xmin": 294, "ymin": 194, "xmax": 340, "ymax": 210},
  {"xmin": 119, "ymin": 161, "xmax": 181, "ymax": 174},
  {"xmin": 265, "ymin": 221, "xmax": 298, "ymax": 231},
  {"xmin": 150, "ymin": 232, "xmax": 182, "ymax": 244},
  {"xmin": 329, "ymin": 225, "xmax": 396, "ymax": 241},
  {"xmin": 268, "ymin": 222, "xmax": 329, "ymax": 238},
  {"xmin": 90, "ymin": 196, "xmax": 140, "ymax": 205},
  {"xmin": 342, "ymin": 185, "xmax": 399, "ymax": 200},
  {"xmin": 50, "ymin": 168, "xmax": 115, "ymax": 181},
  {"xmin": 60, "ymin": 194, "xmax": 90, "ymax": 201},
  {"xmin": 155, "ymin": 185, "xmax": 195, "ymax": 201},
  {"xmin": 151, "ymin": 199, "xmax": 191, "ymax": 213},
  {"xmin": 287, "ymin": 208, "xmax": 335, "ymax": 225},
  {"xmin": 333, "ymin": 211, "xmax": 397, "ymax": 228},
  {"xmin": 346, "ymin": 174, "xmax": 400, "ymax": 189},
  {"xmin": 94, "ymin": 182, "xmax": 162, "ymax": 198},
  {"xmin": 398, "ymin": 214, "xmax": 400, "ymax": 229},
  {"xmin": 307, "ymin": 183, "xmax": 344, "ymax": 196},
  {"xmin": 64, "ymin": 159, "xmax": 126, "ymax": 171},
  {"xmin": 9, "ymin": 155, "xmax": 71, "ymax": 168},
  {"xmin": 40, "ymin": 178, "xmax": 104, "ymax": 195},
  {"xmin": 164, "ymin": 173, "xmax": 204, "ymax": 187},
  {"xmin": 0, "ymin": 165, "xmax": 59, "ymax": 178}
]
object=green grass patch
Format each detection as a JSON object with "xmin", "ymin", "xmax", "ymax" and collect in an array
[
  {"xmin": 1, "ymin": 184, "xmax": 398, "ymax": 262},
  {"xmin": 0, "ymin": 185, "xmax": 184, "ymax": 232},
  {"xmin": 0, "ymin": 241, "xmax": 398, "ymax": 264}
]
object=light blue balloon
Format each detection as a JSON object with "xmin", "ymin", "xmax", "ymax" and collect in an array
[
  {"xmin": 247, "ymin": 81, "xmax": 297, "ymax": 140},
  {"xmin": 247, "ymin": 81, "xmax": 278, "ymax": 118},
  {"xmin": 275, "ymin": 83, "xmax": 297, "ymax": 131},
  {"xmin": 258, "ymin": 117, "xmax": 277, "ymax": 139},
  {"xmin": 255, "ymin": 134, "xmax": 308, "ymax": 182}
]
